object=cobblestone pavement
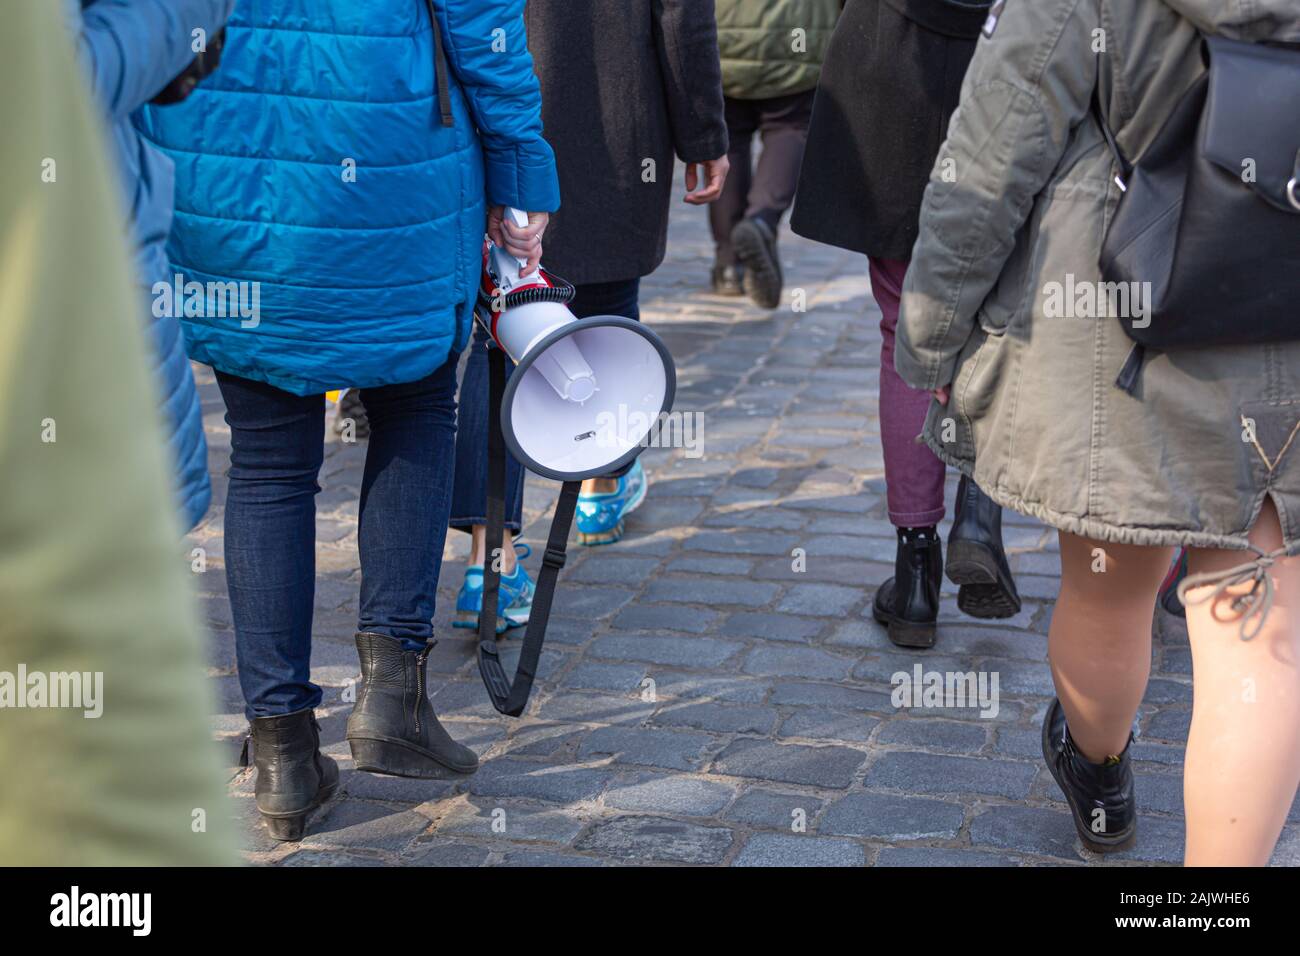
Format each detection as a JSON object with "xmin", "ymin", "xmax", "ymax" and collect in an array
[{"xmin": 190, "ymin": 174, "xmax": 1300, "ymax": 868}]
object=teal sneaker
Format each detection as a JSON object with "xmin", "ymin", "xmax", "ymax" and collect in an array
[
  {"xmin": 576, "ymin": 458, "xmax": 647, "ymax": 546},
  {"xmin": 454, "ymin": 543, "xmax": 535, "ymax": 634}
]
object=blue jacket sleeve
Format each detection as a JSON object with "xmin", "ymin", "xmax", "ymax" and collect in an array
[
  {"xmin": 73, "ymin": 0, "xmax": 234, "ymax": 122},
  {"xmin": 435, "ymin": 0, "xmax": 561, "ymax": 212}
]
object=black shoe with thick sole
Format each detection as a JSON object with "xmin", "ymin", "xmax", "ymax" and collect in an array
[
  {"xmin": 243, "ymin": 707, "xmax": 339, "ymax": 842},
  {"xmin": 871, "ymin": 527, "xmax": 942, "ymax": 649},
  {"xmin": 346, "ymin": 632, "xmax": 479, "ymax": 780},
  {"xmin": 710, "ymin": 262, "xmax": 745, "ymax": 296},
  {"xmin": 1041, "ymin": 698, "xmax": 1137, "ymax": 853},
  {"xmin": 730, "ymin": 217, "xmax": 783, "ymax": 310},
  {"xmin": 946, "ymin": 474, "xmax": 1021, "ymax": 619}
]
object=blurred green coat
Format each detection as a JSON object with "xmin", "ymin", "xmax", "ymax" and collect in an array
[
  {"xmin": 715, "ymin": 0, "xmax": 841, "ymax": 99},
  {"xmin": 0, "ymin": 0, "xmax": 237, "ymax": 865}
]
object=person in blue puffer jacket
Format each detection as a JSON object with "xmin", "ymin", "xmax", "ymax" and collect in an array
[
  {"xmin": 71, "ymin": 0, "xmax": 234, "ymax": 531},
  {"xmin": 139, "ymin": 0, "xmax": 559, "ymax": 842}
]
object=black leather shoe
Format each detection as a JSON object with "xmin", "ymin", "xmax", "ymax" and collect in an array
[
  {"xmin": 710, "ymin": 262, "xmax": 745, "ymax": 296},
  {"xmin": 872, "ymin": 526, "xmax": 942, "ymax": 649},
  {"xmin": 946, "ymin": 474, "xmax": 1021, "ymax": 618},
  {"xmin": 730, "ymin": 217, "xmax": 783, "ymax": 309},
  {"xmin": 346, "ymin": 632, "xmax": 478, "ymax": 779},
  {"xmin": 243, "ymin": 707, "xmax": 339, "ymax": 842},
  {"xmin": 1041, "ymin": 698, "xmax": 1137, "ymax": 853}
]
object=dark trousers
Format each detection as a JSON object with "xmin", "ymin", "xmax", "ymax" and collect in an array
[
  {"xmin": 709, "ymin": 90, "xmax": 815, "ymax": 266},
  {"xmin": 450, "ymin": 278, "xmax": 641, "ymax": 534},
  {"xmin": 217, "ymin": 357, "xmax": 459, "ymax": 719}
]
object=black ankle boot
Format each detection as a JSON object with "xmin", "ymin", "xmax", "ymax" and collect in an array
[
  {"xmin": 945, "ymin": 474, "xmax": 1021, "ymax": 618},
  {"xmin": 1041, "ymin": 698, "xmax": 1137, "ymax": 853},
  {"xmin": 872, "ymin": 526, "xmax": 942, "ymax": 649},
  {"xmin": 243, "ymin": 707, "xmax": 339, "ymax": 842},
  {"xmin": 346, "ymin": 632, "xmax": 479, "ymax": 779}
]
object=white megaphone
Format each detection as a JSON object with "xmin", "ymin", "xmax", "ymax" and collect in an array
[{"xmin": 476, "ymin": 208, "xmax": 676, "ymax": 481}]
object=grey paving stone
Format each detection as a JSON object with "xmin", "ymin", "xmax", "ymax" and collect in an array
[
  {"xmin": 551, "ymin": 586, "xmax": 637, "ymax": 621},
  {"xmin": 568, "ymin": 556, "xmax": 663, "ymax": 585},
  {"xmin": 721, "ymin": 611, "xmax": 824, "ymax": 643},
  {"xmin": 665, "ymin": 555, "xmax": 756, "ymax": 576},
  {"xmin": 779, "ymin": 709, "xmax": 880, "ymax": 743},
  {"xmin": 769, "ymin": 681, "xmax": 895, "ymax": 713},
  {"xmin": 605, "ymin": 773, "xmax": 737, "ymax": 816},
  {"xmin": 643, "ymin": 577, "xmax": 781, "ymax": 607},
  {"xmin": 575, "ymin": 816, "xmax": 734, "ymax": 864},
  {"xmin": 876, "ymin": 718, "xmax": 989, "ymax": 754},
  {"xmin": 278, "ymin": 849, "xmax": 389, "ymax": 867},
  {"xmin": 724, "ymin": 789, "xmax": 825, "ymax": 830},
  {"xmin": 534, "ymin": 692, "xmax": 656, "ymax": 726},
  {"xmin": 743, "ymin": 645, "xmax": 854, "ymax": 680},
  {"xmin": 469, "ymin": 758, "xmax": 615, "ymax": 804},
  {"xmin": 1144, "ymin": 708, "xmax": 1191, "ymax": 742},
  {"xmin": 685, "ymin": 531, "xmax": 801, "ymax": 557},
  {"xmin": 865, "ymin": 752, "xmax": 1037, "ymax": 800},
  {"xmin": 608, "ymin": 605, "xmax": 724, "ymax": 635},
  {"xmin": 561, "ymin": 662, "xmax": 648, "ymax": 693},
  {"xmin": 434, "ymin": 800, "xmax": 585, "ymax": 844},
  {"xmin": 310, "ymin": 800, "xmax": 432, "ymax": 852},
  {"xmin": 589, "ymin": 633, "xmax": 742, "ymax": 667},
  {"xmin": 497, "ymin": 850, "xmax": 605, "ymax": 867},
  {"xmin": 403, "ymin": 843, "xmax": 492, "ymax": 867},
  {"xmin": 650, "ymin": 672, "xmax": 773, "ymax": 704},
  {"xmin": 776, "ymin": 583, "xmax": 862, "ymax": 616},
  {"xmin": 577, "ymin": 726, "xmax": 718, "ymax": 771},
  {"xmin": 733, "ymin": 833, "xmax": 865, "ymax": 867},
  {"xmin": 652, "ymin": 700, "xmax": 778, "ymax": 735},
  {"xmin": 875, "ymin": 847, "xmax": 1022, "ymax": 867},
  {"xmin": 969, "ymin": 805, "xmax": 1081, "ymax": 861},
  {"xmin": 820, "ymin": 792, "xmax": 965, "ymax": 841},
  {"xmin": 713, "ymin": 738, "xmax": 866, "ymax": 789}
]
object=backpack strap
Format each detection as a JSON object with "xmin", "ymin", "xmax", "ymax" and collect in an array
[
  {"xmin": 422, "ymin": 0, "xmax": 454, "ymax": 128},
  {"xmin": 1091, "ymin": 76, "xmax": 1132, "ymax": 191}
]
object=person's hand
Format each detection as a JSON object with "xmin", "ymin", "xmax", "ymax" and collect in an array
[
  {"xmin": 932, "ymin": 385, "xmax": 951, "ymax": 405},
  {"xmin": 683, "ymin": 155, "xmax": 730, "ymax": 205},
  {"xmin": 487, "ymin": 207, "xmax": 549, "ymax": 275}
]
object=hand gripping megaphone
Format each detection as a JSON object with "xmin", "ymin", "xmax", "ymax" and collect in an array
[{"xmin": 474, "ymin": 209, "xmax": 676, "ymax": 716}]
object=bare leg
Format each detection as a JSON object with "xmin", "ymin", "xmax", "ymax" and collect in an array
[
  {"xmin": 582, "ymin": 477, "xmax": 618, "ymax": 495},
  {"xmin": 1051, "ymin": 533, "xmax": 1174, "ymax": 761},
  {"xmin": 468, "ymin": 524, "xmax": 518, "ymax": 574},
  {"xmin": 1183, "ymin": 498, "xmax": 1300, "ymax": 866}
]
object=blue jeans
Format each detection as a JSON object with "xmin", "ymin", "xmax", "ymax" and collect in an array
[
  {"xmin": 450, "ymin": 278, "xmax": 642, "ymax": 534},
  {"xmin": 217, "ymin": 356, "xmax": 459, "ymax": 719}
]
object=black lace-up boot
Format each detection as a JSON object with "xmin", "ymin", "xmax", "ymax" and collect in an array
[
  {"xmin": 872, "ymin": 526, "xmax": 943, "ymax": 649},
  {"xmin": 946, "ymin": 474, "xmax": 1021, "ymax": 618},
  {"xmin": 243, "ymin": 707, "xmax": 338, "ymax": 842},
  {"xmin": 1042, "ymin": 698, "xmax": 1137, "ymax": 852},
  {"xmin": 346, "ymin": 632, "xmax": 478, "ymax": 779}
]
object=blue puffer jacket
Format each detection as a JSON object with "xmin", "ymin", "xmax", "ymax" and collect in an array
[
  {"xmin": 138, "ymin": 0, "xmax": 561, "ymax": 397},
  {"xmin": 73, "ymin": 0, "xmax": 231, "ymax": 530}
]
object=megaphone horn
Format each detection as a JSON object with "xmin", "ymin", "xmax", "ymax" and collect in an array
[{"xmin": 475, "ymin": 210, "xmax": 677, "ymax": 482}]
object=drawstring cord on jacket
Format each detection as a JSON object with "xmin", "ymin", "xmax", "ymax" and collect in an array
[{"xmin": 1176, "ymin": 547, "xmax": 1288, "ymax": 641}]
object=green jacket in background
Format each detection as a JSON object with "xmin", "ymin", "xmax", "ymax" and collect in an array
[
  {"xmin": 0, "ymin": 0, "xmax": 237, "ymax": 865},
  {"xmin": 716, "ymin": 0, "xmax": 841, "ymax": 99}
]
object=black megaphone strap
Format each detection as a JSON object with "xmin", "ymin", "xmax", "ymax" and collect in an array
[{"xmin": 477, "ymin": 344, "xmax": 580, "ymax": 716}]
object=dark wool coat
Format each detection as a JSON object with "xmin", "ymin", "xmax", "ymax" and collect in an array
[
  {"xmin": 790, "ymin": 0, "xmax": 990, "ymax": 260},
  {"xmin": 525, "ymin": 0, "xmax": 729, "ymax": 284}
]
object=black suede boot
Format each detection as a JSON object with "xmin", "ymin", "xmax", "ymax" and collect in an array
[
  {"xmin": 1041, "ymin": 698, "xmax": 1137, "ymax": 853},
  {"xmin": 731, "ymin": 217, "xmax": 783, "ymax": 309},
  {"xmin": 872, "ymin": 526, "xmax": 942, "ymax": 649},
  {"xmin": 710, "ymin": 262, "xmax": 744, "ymax": 296},
  {"xmin": 346, "ymin": 632, "xmax": 479, "ymax": 779},
  {"xmin": 945, "ymin": 474, "xmax": 1021, "ymax": 618},
  {"xmin": 242, "ymin": 707, "xmax": 339, "ymax": 842}
]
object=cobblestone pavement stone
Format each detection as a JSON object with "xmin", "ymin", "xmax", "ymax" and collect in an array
[{"xmin": 189, "ymin": 170, "xmax": 1300, "ymax": 868}]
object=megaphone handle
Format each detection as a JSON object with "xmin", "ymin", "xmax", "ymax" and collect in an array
[{"xmin": 506, "ymin": 206, "xmax": 529, "ymax": 270}]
